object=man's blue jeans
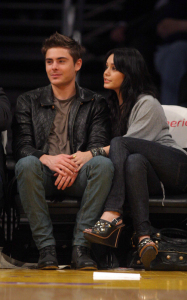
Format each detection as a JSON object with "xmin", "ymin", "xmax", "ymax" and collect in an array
[{"xmin": 15, "ymin": 155, "xmax": 114, "ymax": 250}]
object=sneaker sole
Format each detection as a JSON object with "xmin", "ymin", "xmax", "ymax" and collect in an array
[
  {"xmin": 71, "ymin": 263, "xmax": 97, "ymax": 270},
  {"xmin": 38, "ymin": 265, "xmax": 59, "ymax": 270},
  {"xmin": 78, "ymin": 266, "xmax": 98, "ymax": 270}
]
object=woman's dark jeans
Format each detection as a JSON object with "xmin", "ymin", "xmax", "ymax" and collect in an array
[{"xmin": 104, "ymin": 137, "xmax": 187, "ymax": 237}]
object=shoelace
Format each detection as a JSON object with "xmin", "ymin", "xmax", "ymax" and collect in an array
[
  {"xmin": 77, "ymin": 246, "xmax": 90, "ymax": 257},
  {"xmin": 40, "ymin": 246, "xmax": 56, "ymax": 259}
]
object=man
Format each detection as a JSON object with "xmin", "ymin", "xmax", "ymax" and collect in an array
[
  {"xmin": 0, "ymin": 88, "xmax": 12, "ymax": 246},
  {"xmin": 12, "ymin": 32, "xmax": 114, "ymax": 270},
  {"xmin": 0, "ymin": 88, "xmax": 12, "ymax": 214}
]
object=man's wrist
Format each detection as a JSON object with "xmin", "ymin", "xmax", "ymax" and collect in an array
[
  {"xmin": 33, "ymin": 150, "xmax": 46, "ymax": 159},
  {"xmin": 39, "ymin": 154, "xmax": 48, "ymax": 164}
]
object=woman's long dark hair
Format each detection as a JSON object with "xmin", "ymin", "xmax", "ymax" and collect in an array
[{"xmin": 105, "ymin": 48, "xmax": 158, "ymax": 137}]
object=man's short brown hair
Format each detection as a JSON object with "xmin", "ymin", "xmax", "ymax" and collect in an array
[{"xmin": 41, "ymin": 32, "xmax": 85, "ymax": 64}]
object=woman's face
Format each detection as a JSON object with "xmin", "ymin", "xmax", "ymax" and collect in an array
[{"xmin": 103, "ymin": 54, "xmax": 125, "ymax": 95}]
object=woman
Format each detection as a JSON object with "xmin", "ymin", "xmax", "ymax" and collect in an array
[{"xmin": 81, "ymin": 48, "xmax": 187, "ymax": 270}]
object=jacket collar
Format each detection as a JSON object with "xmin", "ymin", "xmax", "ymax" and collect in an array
[
  {"xmin": 39, "ymin": 83, "xmax": 96, "ymax": 106},
  {"xmin": 39, "ymin": 85, "xmax": 54, "ymax": 106},
  {"xmin": 76, "ymin": 82, "xmax": 95, "ymax": 102}
]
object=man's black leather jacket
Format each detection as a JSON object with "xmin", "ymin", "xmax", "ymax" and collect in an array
[{"xmin": 12, "ymin": 84, "xmax": 111, "ymax": 162}]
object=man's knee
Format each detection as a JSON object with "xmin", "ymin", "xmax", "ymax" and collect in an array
[
  {"xmin": 90, "ymin": 156, "xmax": 114, "ymax": 177},
  {"xmin": 15, "ymin": 156, "xmax": 42, "ymax": 179}
]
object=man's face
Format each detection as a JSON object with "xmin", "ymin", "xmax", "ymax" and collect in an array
[{"xmin": 45, "ymin": 47, "xmax": 82, "ymax": 88}]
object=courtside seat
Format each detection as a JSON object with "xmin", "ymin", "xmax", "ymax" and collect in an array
[
  {"xmin": 11, "ymin": 192, "xmax": 187, "ymax": 224},
  {"xmin": 149, "ymin": 194, "xmax": 187, "ymax": 214},
  {"xmin": 14, "ymin": 194, "xmax": 81, "ymax": 224},
  {"xmin": 5, "ymin": 167, "xmax": 187, "ymax": 241}
]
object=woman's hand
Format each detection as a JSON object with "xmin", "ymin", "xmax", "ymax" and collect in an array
[
  {"xmin": 103, "ymin": 146, "xmax": 110, "ymax": 156},
  {"xmin": 71, "ymin": 151, "xmax": 93, "ymax": 171}
]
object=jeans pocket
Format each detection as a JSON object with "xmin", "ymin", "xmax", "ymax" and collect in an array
[{"xmin": 175, "ymin": 163, "xmax": 187, "ymax": 192}]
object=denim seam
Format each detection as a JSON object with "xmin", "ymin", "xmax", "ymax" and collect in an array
[{"xmin": 74, "ymin": 165, "xmax": 92, "ymax": 245}]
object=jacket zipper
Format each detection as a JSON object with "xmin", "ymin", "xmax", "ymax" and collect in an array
[{"xmin": 70, "ymin": 102, "xmax": 81, "ymax": 153}]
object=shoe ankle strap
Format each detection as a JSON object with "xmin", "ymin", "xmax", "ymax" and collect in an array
[
  {"xmin": 111, "ymin": 216, "xmax": 122, "ymax": 225},
  {"xmin": 138, "ymin": 238, "xmax": 154, "ymax": 251}
]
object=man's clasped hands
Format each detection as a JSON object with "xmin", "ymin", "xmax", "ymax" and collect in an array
[{"xmin": 39, "ymin": 150, "xmax": 93, "ymax": 190}]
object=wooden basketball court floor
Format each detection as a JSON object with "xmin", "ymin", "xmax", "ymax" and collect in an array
[{"xmin": 0, "ymin": 269, "xmax": 187, "ymax": 300}]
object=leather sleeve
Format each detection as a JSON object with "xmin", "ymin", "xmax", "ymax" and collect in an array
[
  {"xmin": 86, "ymin": 95, "xmax": 111, "ymax": 150},
  {"xmin": 12, "ymin": 94, "xmax": 45, "ymax": 162}
]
